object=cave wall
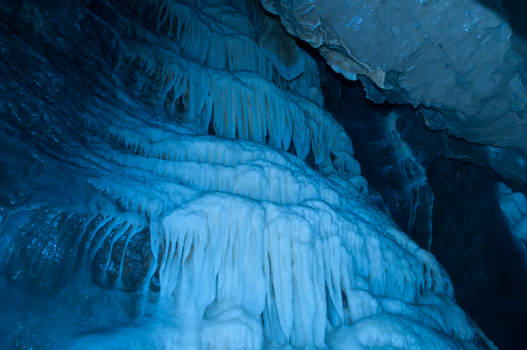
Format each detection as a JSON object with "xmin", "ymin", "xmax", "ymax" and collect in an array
[{"xmin": 0, "ymin": 0, "xmax": 496, "ymax": 349}]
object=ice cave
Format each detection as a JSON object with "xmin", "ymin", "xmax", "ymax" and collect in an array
[{"xmin": 0, "ymin": 0, "xmax": 526, "ymax": 349}]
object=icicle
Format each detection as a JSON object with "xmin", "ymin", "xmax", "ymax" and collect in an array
[
  {"xmin": 236, "ymin": 85, "xmax": 248, "ymax": 140},
  {"xmin": 292, "ymin": 112, "xmax": 310, "ymax": 160},
  {"xmin": 222, "ymin": 81, "xmax": 236, "ymax": 138},
  {"xmin": 88, "ymin": 219, "xmax": 121, "ymax": 268},
  {"xmin": 265, "ymin": 208, "xmax": 294, "ymax": 340},
  {"xmin": 82, "ymin": 217, "xmax": 114, "ymax": 269},
  {"xmin": 102, "ymin": 222, "xmax": 132, "ymax": 276},
  {"xmin": 254, "ymin": 84, "xmax": 266, "ymax": 143},
  {"xmin": 265, "ymin": 89, "xmax": 280, "ymax": 149},
  {"xmin": 212, "ymin": 80, "xmax": 224, "ymax": 136},
  {"xmin": 115, "ymin": 225, "xmax": 140, "ymax": 289},
  {"xmin": 201, "ymin": 94, "xmax": 214, "ymax": 133},
  {"xmin": 72, "ymin": 216, "xmax": 97, "ymax": 263},
  {"xmin": 281, "ymin": 104, "xmax": 292, "ymax": 151}
]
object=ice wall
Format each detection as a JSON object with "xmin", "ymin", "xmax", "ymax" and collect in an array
[{"xmin": 0, "ymin": 0, "xmax": 494, "ymax": 349}]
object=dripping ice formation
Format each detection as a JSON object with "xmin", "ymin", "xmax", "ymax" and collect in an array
[
  {"xmin": 0, "ymin": 0, "xmax": 493, "ymax": 349},
  {"xmin": 118, "ymin": 0, "xmax": 357, "ymax": 176}
]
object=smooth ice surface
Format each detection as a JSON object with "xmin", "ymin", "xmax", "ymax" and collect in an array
[{"xmin": 0, "ymin": 0, "xmax": 494, "ymax": 349}]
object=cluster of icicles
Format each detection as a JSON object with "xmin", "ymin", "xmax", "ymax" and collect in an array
[
  {"xmin": 27, "ymin": 110, "xmax": 483, "ymax": 349},
  {"xmin": 109, "ymin": 0, "xmax": 359, "ymax": 176}
]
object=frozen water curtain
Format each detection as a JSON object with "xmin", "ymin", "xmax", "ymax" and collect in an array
[{"xmin": 0, "ymin": 0, "xmax": 495, "ymax": 349}]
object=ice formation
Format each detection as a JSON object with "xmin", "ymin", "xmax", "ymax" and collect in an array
[
  {"xmin": 497, "ymin": 183, "xmax": 527, "ymax": 266},
  {"xmin": 0, "ymin": 0, "xmax": 494, "ymax": 349},
  {"xmin": 380, "ymin": 111, "xmax": 434, "ymax": 250}
]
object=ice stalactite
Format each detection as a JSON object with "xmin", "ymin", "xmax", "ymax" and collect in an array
[
  {"xmin": 0, "ymin": 0, "xmax": 494, "ymax": 349},
  {"xmin": 377, "ymin": 111, "xmax": 435, "ymax": 249},
  {"xmin": 113, "ymin": 0, "xmax": 354, "ymax": 176}
]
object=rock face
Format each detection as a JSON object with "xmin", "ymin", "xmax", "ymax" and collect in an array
[{"xmin": 261, "ymin": 0, "xmax": 527, "ymax": 187}]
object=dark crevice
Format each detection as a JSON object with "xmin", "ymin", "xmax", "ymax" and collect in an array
[{"xmin": 428, "ymin": 158, "xmax": 527, "ymax": 349}]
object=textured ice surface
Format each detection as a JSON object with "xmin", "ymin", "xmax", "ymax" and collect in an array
[{"xmin": 0, "ymin": 0, "xmax": 493, "ymax": 349}]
